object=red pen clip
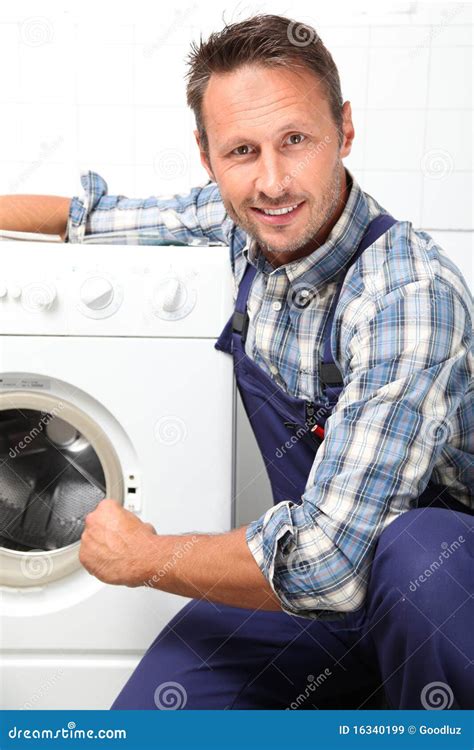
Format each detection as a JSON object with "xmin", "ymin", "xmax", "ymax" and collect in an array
[{"xmin": 310, "ymin": 424, "xmax": 325, "ymax": 441}]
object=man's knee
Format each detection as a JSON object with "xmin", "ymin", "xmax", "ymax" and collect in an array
[{"xmin": 368, "ymin": 508, "xmax": 471, "ymax": 604}]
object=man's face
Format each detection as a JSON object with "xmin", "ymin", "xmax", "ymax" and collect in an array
[{"xmin": 195, "ymin": 64, "xmax": 354, "ymax": 265}]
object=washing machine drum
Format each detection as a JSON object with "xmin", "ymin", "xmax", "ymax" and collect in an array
[{"xmin": 0, "ymin": 409, "xmax": 106, "ymax": 551}]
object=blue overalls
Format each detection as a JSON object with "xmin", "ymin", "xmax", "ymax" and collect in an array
[{"xmin": 111, "ymin": 214, "xmax": 473, "ymax": 710}]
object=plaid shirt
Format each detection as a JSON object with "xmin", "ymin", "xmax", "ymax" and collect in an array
[{"xmin": 67, "ymin": 169, "xmax": 473, "ymax": 619}]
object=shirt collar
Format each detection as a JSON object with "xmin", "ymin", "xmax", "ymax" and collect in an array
[{"xmin": 242, "ymin": 167, "xmax": 372, "ymax": 288}]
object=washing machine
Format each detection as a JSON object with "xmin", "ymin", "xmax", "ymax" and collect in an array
[{"xmin": 0, "ymin": 239, "xmax": 236, "ymax": 709}]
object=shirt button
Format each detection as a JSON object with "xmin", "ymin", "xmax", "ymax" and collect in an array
[
  {"xmin": 269, "ymin": 364, "xmax": 279, "ymax": 375},
  {"xmin": 272, "ymin": 301, "xmax": 282, "ymax": 311},
  {"xmin": 300, "ymin": 289, "xmax": 310, "ymax": 298}
]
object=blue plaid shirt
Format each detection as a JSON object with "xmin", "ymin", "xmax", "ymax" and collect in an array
[{"xmin": 67, "ymin": 169, "xmax": 473, "ymax": 618}]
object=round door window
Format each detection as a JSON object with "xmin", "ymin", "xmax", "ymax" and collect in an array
[
  {"xmin": 0, "ymin": 409, "xmax": 106, "ymax": 552},
  {"xmin": 0, "ymin": 391, "xmax": 124, "ymax": 587}
]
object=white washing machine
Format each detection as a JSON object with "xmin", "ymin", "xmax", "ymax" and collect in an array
[{"xmin": 0, "ymin": 240, "xmax": 236, "ymax": 709}]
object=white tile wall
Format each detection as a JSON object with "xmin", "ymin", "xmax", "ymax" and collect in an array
[{"xmin": 0, "ymin": 1, "xmax": 472, "ymax": 524}]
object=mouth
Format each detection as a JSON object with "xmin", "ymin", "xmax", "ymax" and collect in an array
[{"xmin": 249, "ymin": 201, "xmax": 305, "ymax": 226}]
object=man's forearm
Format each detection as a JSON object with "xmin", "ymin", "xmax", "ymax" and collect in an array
[
  {"xmin": 0, "ymin": 195, "xmax": 71, "ymax": 240},
  {"xmin": 143, "ymin": 526, "xmax": 283, "ymax": 611}
]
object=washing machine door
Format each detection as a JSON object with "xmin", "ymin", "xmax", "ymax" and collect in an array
[{"xmin": 0, "ymin": 392, "xmax": 123, "ymax": 587}]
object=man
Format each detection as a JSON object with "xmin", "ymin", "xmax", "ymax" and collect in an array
[{"xmin": 1, "ymin": 15, "xmax": 472, "ymax": 710}]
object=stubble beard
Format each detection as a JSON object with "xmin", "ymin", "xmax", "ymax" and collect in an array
[{"xmin": 222, "ymin": 161, "xmax": 344, "ymax": 257}]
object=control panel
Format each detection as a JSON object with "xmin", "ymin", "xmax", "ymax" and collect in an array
[{"xmin": 0, "ymin": 243, "xmax": 232, "ymax": 337}]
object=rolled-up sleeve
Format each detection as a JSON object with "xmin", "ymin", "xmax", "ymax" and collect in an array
[
  {"xmin": 246, "ymin": 276, "xmax": 473, "ymax": 619},
  {"xmin": 66, "ymin": 170, "xmax": 233, "ymax": 244}
]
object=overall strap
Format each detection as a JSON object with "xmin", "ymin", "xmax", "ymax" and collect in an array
[
  {"xmin": 320, "ymin": 213, "xmax": 398, "ymax": 388},
  {"xmin": 232, "ymin": 213, "xmax": 398, "ymax": 355},
  {"xmin": 232, "ymin": 261, "xmax": 258, "ymax": 341}
]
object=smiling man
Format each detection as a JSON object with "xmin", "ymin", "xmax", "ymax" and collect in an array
[
  {"xmin": 1, "ymin": 14, "xmax": 473, "ymax": 711},
  {"xmin": 198, "ymin": 62, "xmax": 351, "ymax": 269}
]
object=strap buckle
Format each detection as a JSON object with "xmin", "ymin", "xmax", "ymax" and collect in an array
[
  {"xmin": 320, "ymin": 362, "xmax": 343, "ymax": 387},
  {"xmin": 232, "ymin": 310, "xmax": 249, "ymax": 341}
]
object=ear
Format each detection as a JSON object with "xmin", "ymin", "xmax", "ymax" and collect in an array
[
  {"xmin": 339, "ymin": 101, "xmax": 355, "ymax": 159},
  {"xmin": 194, "ymin": 129, "xmax": 215, "ymax": 181}
]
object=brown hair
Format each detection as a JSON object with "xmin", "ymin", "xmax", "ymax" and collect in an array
[{"xmin": 185, "ymin": 13, "xmax": 344, "ymax": 156}]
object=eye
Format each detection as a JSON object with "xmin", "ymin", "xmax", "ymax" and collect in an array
[
  {"xmin": 285, "ymin": 133, "xmax": 306, "ymax": 145},
  {"xmin": 231, "ymin": 144, "xmax": 255, "ymax": 156}
]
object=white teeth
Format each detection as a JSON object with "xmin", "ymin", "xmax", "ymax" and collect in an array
[{"xmin": 260, "ymin": 203, "xmax": 300, "ymax": 216}]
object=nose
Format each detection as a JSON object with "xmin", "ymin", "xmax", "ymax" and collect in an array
[{"xmin": 253, "ymin": 146, "xmax": 288, "ymax": 199}]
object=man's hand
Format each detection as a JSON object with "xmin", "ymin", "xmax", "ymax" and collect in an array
[
  {"xmin": 79, "ymin": 498, "xmax": 157, "ymax": 586},
  {"xmin": 79, "ymin": 499, "xmax": 282, "ymax": 611}
]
